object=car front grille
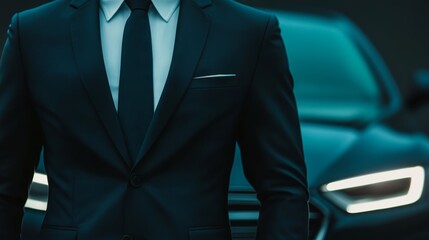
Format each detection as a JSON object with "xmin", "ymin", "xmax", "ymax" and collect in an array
[{"xmin": 229, "ymin": 192, "xmax": 327, "ymax": 240}]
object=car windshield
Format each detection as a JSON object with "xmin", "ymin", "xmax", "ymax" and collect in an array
[{"xmin": 277, "ymin": 13, "xmax": 383, "ymax": 123}]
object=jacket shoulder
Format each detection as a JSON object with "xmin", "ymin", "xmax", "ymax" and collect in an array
[
  {"xmin": 12, "ymin": 0, "xmax": 73, "ymax": 43},
  {"xmin": 212, "ymin": 0, "xmax": 274, "ymax": 24},
  {"xmin": 17, "ymin": 0, "xmax": 71, "ymax": 25},
  {"xmin": 209, "ymin": 0, "xmax": 276, "ymax": 37}
]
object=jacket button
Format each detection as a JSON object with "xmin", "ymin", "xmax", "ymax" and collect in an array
[
  {"xmin": 121, "ymin": 235, "xmax": 133, "ymax": 240},
  {"xmin": 129, "ymin": 174, "xmax": 143, "ymax": 188}
]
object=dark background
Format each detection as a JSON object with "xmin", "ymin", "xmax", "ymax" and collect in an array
[{"xmin": 1, "ymin": 0, "xmax": 428, "ymax": 131}]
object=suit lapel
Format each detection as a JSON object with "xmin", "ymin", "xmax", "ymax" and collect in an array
[
  {"xmin": 134, "ymin": 0, "xmax": 212, "ymax": 167},
  {"xmin": 70, "ymin": 0, "xmax": 132, "ymax": 166}
]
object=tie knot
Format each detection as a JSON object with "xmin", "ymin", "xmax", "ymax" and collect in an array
[{"xmin": 125, "ymin": 0, "xmax": 151, "ymax": 11}]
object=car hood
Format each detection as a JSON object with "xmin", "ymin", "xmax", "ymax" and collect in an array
[{"xmin": 303, "ymin": 122, "xmax": 429, "ymax": 189}]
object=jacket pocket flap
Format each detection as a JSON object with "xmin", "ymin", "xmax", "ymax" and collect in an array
[
  {"xmin": 188, "ymin": 225, "xmax": 230, "ymax": 240},
  {"xmin": 40, "ymin": 226, "xmax": 77, "ymax": 240},
  {"xmin": 190, "ymin": 75, "xmax": 238, "ymax": 89}
]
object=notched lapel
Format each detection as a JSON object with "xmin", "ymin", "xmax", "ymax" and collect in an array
[
  {"xmin": 70, "ymin": 0, "xmax": 131, "ymax": 166},
  {"xmin": 134, "ymin": 0, "xmax": 212, "ymax": 166},
  {"xmin": 70, "ymin": 0, "xmax": 90, "ymax": 8}
]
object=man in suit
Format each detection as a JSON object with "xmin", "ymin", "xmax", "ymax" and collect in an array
[{"xmin": 0, "ymin": 0, "xmax": 308, "ymax": 239}]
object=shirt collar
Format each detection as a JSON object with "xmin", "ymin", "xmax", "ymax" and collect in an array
[{"xmin": 100, "ymin": 0, "xmax": 180, "ymax": 22}]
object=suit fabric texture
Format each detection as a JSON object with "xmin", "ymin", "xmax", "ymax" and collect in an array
[{"xmin": 0, "ymin": 0, "xmax": 309, "ymax": 239}]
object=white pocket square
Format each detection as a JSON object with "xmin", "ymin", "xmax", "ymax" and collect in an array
[{"xmin": 193, "ymin": 74, "xmax": 237, "ymax": 79}]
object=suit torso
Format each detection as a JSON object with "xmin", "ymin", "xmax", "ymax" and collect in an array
[{"xmin": 15, "ymin": 0, "xmax": 273, "ymax": 239}]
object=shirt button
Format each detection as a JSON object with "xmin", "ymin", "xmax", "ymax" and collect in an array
[
  {"xmin": 121, "ymin": 235, "xmax": 133, "ymax": 240},
  {"xmin": 129, "ymin": 174, "xmax": 143, "ymax": 188}
]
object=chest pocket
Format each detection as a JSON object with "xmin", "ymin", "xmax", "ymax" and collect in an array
[{"xmin": 189, "ymin": 75, "xmax": 238, "ymax": 89}]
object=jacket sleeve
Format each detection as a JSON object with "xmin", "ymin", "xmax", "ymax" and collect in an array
[
  {"xmin": 0, "ymin": 13, "xmax": 43, "ymax": 239},
  {"xmin": 237, "ymin": 15, "xmax": 309, "ymax": 240}
]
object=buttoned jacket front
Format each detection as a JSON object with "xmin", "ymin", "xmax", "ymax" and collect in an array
[{"xmin": 0, "ymin": 0, "xmax": 309, "ymax": 239}]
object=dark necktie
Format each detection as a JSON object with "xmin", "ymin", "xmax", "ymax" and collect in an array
[{"xmin": 118, "ymin": 0, "xmax": 153, "ymax": 161}]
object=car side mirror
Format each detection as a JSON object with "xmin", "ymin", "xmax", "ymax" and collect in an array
[{"xmin": 406, "ymin": 69, "xmax": 429, "ymax": 109}]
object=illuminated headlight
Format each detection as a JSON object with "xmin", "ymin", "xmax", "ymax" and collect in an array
[
  {"xmin": 321, "ymin": 166, "xmax": 425, "ymax": 214},
  {"xmin": 25, "ymin": 172, "xmax": 48, "ymax": 211}
]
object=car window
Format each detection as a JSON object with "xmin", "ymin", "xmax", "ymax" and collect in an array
[{"xmin": 277, "ymin": 13, "xmax": 383, "ymax": 123}]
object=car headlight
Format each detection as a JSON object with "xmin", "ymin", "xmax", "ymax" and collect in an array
[
  {"xmin": 25, "ymin": 172, "xmax": 48, "ymax": 211},
  {"xmin": 321, "ymin": 166, "xmax": 425, "ymax": 214}
]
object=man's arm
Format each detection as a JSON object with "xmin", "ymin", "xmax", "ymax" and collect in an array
[
  {"xmin": 238, "ymin": 15, "xmax": 309, "ymax": 240},
  {"xmin": 0, "ymin": 13, "xmax": 43, "ymax": 239}
]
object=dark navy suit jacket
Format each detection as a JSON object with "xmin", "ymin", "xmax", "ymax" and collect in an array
[{"xmin": 0, "ymin": 0, "xmax": 309, "ymax": 239}]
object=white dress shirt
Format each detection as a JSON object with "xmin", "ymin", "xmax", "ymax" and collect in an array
[{"xmin": 99, "ymin": 0, "xmax": 180, "ymax": 111}]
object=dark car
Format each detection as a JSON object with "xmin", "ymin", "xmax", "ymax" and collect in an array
[{"xmin": 22, "ymin": 10, "xmax": 429, "ymax": 240}]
